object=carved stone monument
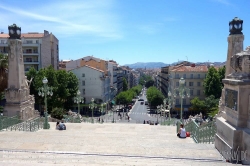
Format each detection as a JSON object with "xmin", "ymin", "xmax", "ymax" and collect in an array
[
  {"xmin": 215, "ymin": 18, "xmax": 250, "ymax": 164},
  {"xmin": 3, "ymin": 24, "xmax": 38, "ymax": 120}
]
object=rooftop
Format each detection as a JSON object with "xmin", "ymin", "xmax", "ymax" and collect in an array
[{"xmin": 171, "ymin": 65, "xmax": 209, "ymax": 72}]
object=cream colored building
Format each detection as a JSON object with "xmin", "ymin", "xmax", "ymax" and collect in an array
[
  {"xmin": 168, "ymin": 64, "xmax": 208, "ymax": 112},
  {"xmin": 0, "ymin": 30, "xmax": 59, "ymax": 71}
]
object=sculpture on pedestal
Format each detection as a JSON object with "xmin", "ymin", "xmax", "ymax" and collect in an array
[
  {"xmin": 215, "ymin": 18, "xmax": 250, "ymax": 165},
  {"xmin": 3, "ymin": 24, "xmax": 39, "ymax": 120}
]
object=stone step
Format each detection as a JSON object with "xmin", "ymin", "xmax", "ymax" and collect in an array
[{"xmin": 0, "ymin": 123, "xmax": 232, "ymax": 166}]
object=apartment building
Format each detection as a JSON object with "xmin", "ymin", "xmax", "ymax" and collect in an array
[
  {"xmin": 70, "ymin": 65, "xmax": 110, "ymax": 104},
  {"xmin": 0, "ymin": 30, "xmax": 59, "ymax": 71},
  {"xmin": 168, "ymin": 64, "xmax": 208, "ymax": 112}
]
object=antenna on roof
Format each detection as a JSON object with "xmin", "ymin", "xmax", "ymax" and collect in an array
[{"xmin": 186, "ymin": 56, "xmax": 188, "ymax": 61}]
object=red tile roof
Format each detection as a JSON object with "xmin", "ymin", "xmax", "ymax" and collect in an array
[
  {"xmin": 171, "ymin": 65, "xmax": 208, "ymax": 72},
  {"xmin": 0, "ymin": 33, "xmax": 44, "ymax": 38}
]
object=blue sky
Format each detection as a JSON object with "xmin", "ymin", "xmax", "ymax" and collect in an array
[{"xmin": 0, "ymin": 0, "xmax": 249, "ymax": 65}]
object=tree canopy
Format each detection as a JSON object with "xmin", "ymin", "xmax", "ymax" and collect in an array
[
  {"xmin": 26, "ymin": 66, "xmax": 79, "ymax": 113},
  {"xmin": 0, "ymin": 53, "xmax": 8, "ymax": 94},
  {"xmin": 122, "ymin": 77, "xmax": 128, "ymax": 91},
  {"xmin": 146, "ymin": 86, "xmax": 164, "ymax": 107},
  {"xmin": 203, "ymin": 66, "xmax": 222, "ymax": 98}
]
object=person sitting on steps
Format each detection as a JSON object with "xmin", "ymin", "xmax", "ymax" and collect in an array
[{"xmin": 177, "ymin": 124, "xmax": 186, "ymax": 138}]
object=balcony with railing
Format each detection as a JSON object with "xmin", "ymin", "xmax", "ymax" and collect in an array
[{"xmin": 23, "ymin": 58, "xmax": 39, "ymax": 64}]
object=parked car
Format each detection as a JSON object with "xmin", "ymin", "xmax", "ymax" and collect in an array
[
  {"xmin": 144, "ymin": 101, "xmax": 148, "ymax": 105},
  {"xmin": 138, "ymin": 98, "xmax": 144, "ymax": 101},
  {"xmin": 140, "ymin": 102, "xmax": 144, "ymax": 105}
]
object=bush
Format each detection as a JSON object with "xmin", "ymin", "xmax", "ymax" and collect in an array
[{"xmin": 51, "ymin": 107, "xmax": 66, "ymax": 120}]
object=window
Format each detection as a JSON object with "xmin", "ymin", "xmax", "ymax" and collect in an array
[
  {"xmin": 33, "ymin": 49, "xmax": 38, "ymax": 53},
  {"xmin": 82, "ymin": 89, "xmax": 85, "ymax": 95},
  {"xmin": 189, "ymin": 82, "xmax": 193, "ymax": 86},
  {"xmin": 197, "ymin": 82, "xmax": 201, "ymax": 86},
  {"xmin": 176, "ymin": 99, "xmax": 179, "ymax": 105},
  {"xmin": 1, "ymin": 40, "xmax": 4, "ymax": 44},
  {"xmin": 175, "ymin": 74, "xmax": 179, "ymax": 79},
  {"xmin": 197, "ymin": 90, "xmax": 200, "ymax": 96},
  {"xmin": 190, "ymin": 90, "xmax": 193, "ymax": 96},
  {"xmin": 36, "ymin": 40, "xmax": 39, "ymax": 44},
  {"xmin": 183, "ymin": 74, "xmax": 186, "ymax": 78},
  {"xmin": 82, "ymin": 73, "xmax": 85, "ymax": 77},
  {"xmin": 26, "ymin": 40, "xmax": 33, "ymax": 44},
  {"xmin": 82, "ymin": 81, "xmax": 85, "ymax": 86},
  {"xmin": 176, "ymin": 82, "xmax": 179, "ymax": 87},
  {"xmin": 197, "ymin": 74, "xmax": 200, "ymax": 78},
  {"xmin": 25, "ymin": 58, "xmax": 32, "ymax": 62},
  {"xmin": 183, "ymin": 99, "xmax": 186, "ymax": 105},
  {"xmin": 25, "ymin": 49, "xmax": 32, "ymax": 53},
  {"xmin": 190, "ymin": 74, "xmax": 193, "ymax": 79}
]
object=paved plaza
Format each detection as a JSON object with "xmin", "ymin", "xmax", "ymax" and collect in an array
[{"xmin": 0, "ymin": 123, "xmax": 233, "ymax": 166}]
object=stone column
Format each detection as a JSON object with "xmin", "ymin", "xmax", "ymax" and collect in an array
[{"xmin": 226, "ymin": 34, "xmax": 244, "ymax": 76}]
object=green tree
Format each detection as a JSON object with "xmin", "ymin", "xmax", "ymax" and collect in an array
[
  {"xmin": 0, "ymin": 53, "xmax": 8, "ymax": 93},
  {"xmin": 218, "ymin": 66, "xmax": 226, "ymax": 88},
  {"xmin": 122, "ymin": 77, "xmax": 128, "ymax": 91},
  {"xmin": 190, "ymin": 97, "xmax": 205, "ymax": 111},
  {"xmin": 26, "ymin": 66, "xmax": 78, "ymax": 115},
  {"xmin": 146, "ymin": 86, "xmax": 164, "ymax": 107},
  {"xmin": 51, "ymin": 107, "xmax": 66, "ymax": 120},
  {"xmin": 145, "ymin": 80, "xmax": 154, "ymax": 88},
  {"xmin": 203, "ymin": 66, "xmax": 221, "ymax": 98}
]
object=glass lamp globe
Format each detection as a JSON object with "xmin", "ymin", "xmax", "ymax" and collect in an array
[
  {"xmin": 77, "ymin": 90, "xmax": 80, "ymax": 95},
  {"xmin": 42, "ymin": 77, "xmax": 48, "ymax": 84},
  {"xmin": 168, "ymin": 91, "xmax": 171, "ymax": 97},
  {"xmin": 179, "ymin": 77, "xmax": 185, "ymax": 85},
  {"xmin": 91, "ymin": 98, "xmax": 94, "ymax": 102}
]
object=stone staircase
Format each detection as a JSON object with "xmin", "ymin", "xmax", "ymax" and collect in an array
[{"xmin": 0, "ymin": 123, "xmax": 234, "ymax": 165}]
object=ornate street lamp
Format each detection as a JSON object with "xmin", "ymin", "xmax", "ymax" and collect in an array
[
  {"xmin": 8, "ymin": 24, "xmax": 21, "ymax": 39},
  {"xmin": 167, "ymin": 91, "xmax": 175, "ymax": 125},
  {"xmin": 163, "ymin": 98, "xmax": 167, "ymax": 125},
  {"xmin": 89, "ymin": 98, "xmax": 97, "ymax": 123},
  {"xmin": 100, "ymin": 102, "xmax": 106, "ymax": 122},
  {"xmin": 156, "ymin": 105, "xmax": 161, "ymax": 123},
  {"xmin": 173, "ymin": 77, "xmax": 190, "ymax": 123},
  {"xmin": 73, "ymin": 90, "xmax": 84, "ymax": 122},
  {"xmin": 38, "ymin": 77, "xmax": 53, "ymax": 129}
]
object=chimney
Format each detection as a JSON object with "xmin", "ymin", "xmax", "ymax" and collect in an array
[{"xmin": 191, "ymin": 64, "xmax": 195, "ymax": 67}]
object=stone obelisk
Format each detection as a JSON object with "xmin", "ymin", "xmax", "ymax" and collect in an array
[{"xmin": 3, "ymin": 24, "xmax": 38, "ymax": 120}]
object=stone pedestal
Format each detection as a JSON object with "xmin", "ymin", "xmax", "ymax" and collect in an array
[{"xmin": 215, "ymin": 47, "xmax": 250, "ymax": 165}]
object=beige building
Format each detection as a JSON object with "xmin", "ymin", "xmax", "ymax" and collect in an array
[
  {"xmin": 168, "ymin": 64, "xmax": 209, "ymax": 113},
  {"xmin": 0, "ymin": 30, "xmax": 59, "ymax": 71}
]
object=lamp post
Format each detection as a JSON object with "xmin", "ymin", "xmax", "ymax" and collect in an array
[
  {"xmin": 163, "ymin": 98, "xmax": 167, "ymax": 125},
  {"xmin": 100, "ymin": 102, "xmax": 106, "ymax": 122},
  {"xmin": 38, "ymin": 77, "xmax": 53, "ymax": 129},
  {"xmin": 173, "ymin": 77, "xmax": 190, "ymax": 123},
  {"xmin": 89, "ymin": 98, "xmax": 97, "ymax": 123},
  {"xmin": 74, "ymin": 90, "xmax": 84, "ymax": 122},
  {"xmin": 167, "ymin": 91, "xmax": 175, "ymax": 125},
  {"xmin": 156, "ymin": 105, "xmax": 161, "ymax": 123}
]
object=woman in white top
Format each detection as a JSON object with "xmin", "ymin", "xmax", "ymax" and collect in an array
[{"xmin": 177, "ymin": 124, "xmax": 186, "ymax": 138}]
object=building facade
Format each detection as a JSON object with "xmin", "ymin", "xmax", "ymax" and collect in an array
[
  {"xmin": 0, "ymin": 30, "xmax": 59, "ymax": 71},
  {"xmin": 70, "ymin": 65, "xmax": 110, "ymax": 104},
  {"xmin": 169, "ymin": 64, "xmax": 208, "ymax": 112}
]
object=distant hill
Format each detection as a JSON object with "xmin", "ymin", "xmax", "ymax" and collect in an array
[
  {"xmin": 124, "ymin": 62, "xmax": 168, "ymax": 69},
  {"xmin": 124, "ymin": 61, "xmax": 226, "ymax": 69}
]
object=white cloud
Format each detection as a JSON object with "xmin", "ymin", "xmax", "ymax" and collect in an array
[
  {"xmin": 212, "ymin": 0, "xmax": 233, "ymax": 6},
  {"xmin": 0, "ymin": 0, "xmax": 122, "ymax": 40}
]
